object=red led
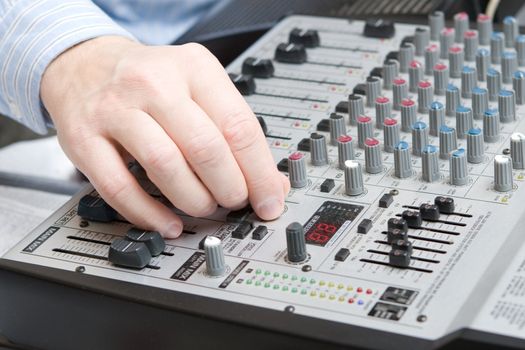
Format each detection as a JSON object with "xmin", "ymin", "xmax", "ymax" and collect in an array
[
  {"xmin": 312, "ymin": 104, "xmax": 319, "ymax": 109},
  {"xmin": 357, "ymin": 287, "xmax": 363, "ymax": 293},
  {"xmin": 376, "ymin": 96, "xmax": 389, "ymax": 104},
  {"xmin": 418, "ymin": 80, "xmax": 432, "ymax": 88},
  {"xmin": 337, "ymin": 135, "xmax": 353, "ymax": 143},
  {"xmin": 449, "ymin": 45, "xmax": 462, "ymax": 53},
  {"xmin": 401, "ymin": 98, "xmax": 415, "ymax": 107},
  {"xmin": 434, "ymin": 63, "xmax": 447, "ymax": 71},
  {"xmin": 357, "ymin": 116, "xmax": 371, "ymax": 123},
  {"xmin": 288, "ymin": 152, "xmax": 303, "ymax": 161},
  {"xmin": 393, "ymin": 77, "xmax": 406, "ymax": 85},
  {"xmin": 384, "ymin": 118, "xmax": 397, "ymax": 126},
  {"xmin": 348, "ymin": 298, "xmax": 355, "ymax": 304},
  {"xmin": 365, "ymin": 138, "xmax": 379, "ymax": 147},
  {"xmin": 366, "ymin": 289, "xmax": 373, "ymax": 295}
]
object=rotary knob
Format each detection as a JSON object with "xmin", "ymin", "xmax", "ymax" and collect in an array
[
  {"xmin": 503, "ymin": 16, "xmax": 518, "ymax": 48},
  {"xmin": 464, "ymin": 30, "xmax": 478, "ymax": 62},
  {"xmin": 439, "ymin": 125, "xmax": 458, "ymax": 160},
  {"xmin": 513, "ymin": 71, "xmax": 525, "ymax": 105},
  {"xmin": 408, "ymin": 60, "xmax": 423, "ymax": 93},
  {"xmin": 348, "ymin": 94, "xmax": 365, "ymax": 126},
  {"xmin": 472, "ymin": 87, "xmax": 489, "ymax": 120},
  {"xmin": 337, "ymin": 135, "xmax": 355, "ymax": 169},
  {"xmin": 483, "ymin": 108, "xmax": 500, "ymax": 143},
  {"xmin": 448, "ymin": 46, "xmax": 464, "ymax": 78},
  {"xmin": 310, "ymin": 133, "xmax": 328, "ymax": 166},
  {"xmin": 494, "ymin": 155, "xmax": 513, "ymax": 192},
  {"xmin": 288, "ymin": 152, "xmax": 308, "ymax": 188},
  {"xmin": 498, "ymin": 90, "xmax": 516, "ymax": 123},
  {"xmin": 490, "ymin": 32, "xmax": 504, "ymax": 64},
  {"xmin": 510, "ymin": 133, "xmax": 525, "ymax": 169},
  {"xmin": 433, "ymin": 63, "xmax": 449, "ymax": 95},
  {"xmin": 454, "ymin": 12, "xmax": 468, "ymax": 43},
  {"xmin": 417, "ymin": 80, "xmax": 433, "ymax": 113},
  {"xmin": 450, "ymin": 148, "xmax": 469, "ymax": 186},
  {"xmin": 424, "ymin": 45, "xmax": 439, "ymax": 75},
  {"xmin": 456, "ymin": 106, "xmax": 473, "ymax": 139},
  {"xmin": 429, "ymin": 11, "xmax": 445, "ymax": 41},
  {"xmin": 357, "ymin": 116, "xmax": 373, "ymax": 149},
  {"xmin": 399, "ymin": 43, "xmax": 415, "ymax": 73},
  {"xmin": 375, "ymin": 96, "xmax": 392, "ymax": 129},
  {"xmin": 400, "ymin": 98, "xmax": 417, "ymax": 132},
  {"xmin": 412, "ymin": 121, "xmax": 429, "ymax": 156},
  {"xmin": 476, "ymin": 48, "xmax": 489, "ymax": 82},
  {"xmin": 204, "ymin": 236, "xmax": 227, "ymax": 276},
  {"xmin": 517, "ymin": 35, "xmax": 525, "ymax": 66},
  {"xmin": 487, "ymin": 68, "xmax": 502, "ymax": 102},
  {"xmin": 364, "ymin": 138, "xmax": 383, "ymax": 174},
  {"xmin": 329, "ymin": 113, "xmax": 347, "ymax": 145},
  {"xmin": 344, "ymin": 160, "xmax": 364, "ymax": 196},
  {"xmin": 366, "ymin": 76, "xmax": 381, "ymax": 108},
  {"xmin": 467, "ymin": 128, "xmax": 485, "ymax": 163},
  {"xmin": 394, "ymin": 141, "xmax": 413, "ymax": 178},
  {"xmin": 286, "ymin": 222, "xmax": 307, "ymax": 263},
  {"xmin": 414, "ymin": 27, "xmax": 430, "ymax": 56},
  {"xmin": 477, "ymin": 14, "xmax": 492, "ymax": 45},
  {"xmin": 422, "ymin": 145, "xmax": 440, "ymax": 182},
  {"xmin": 440, "ymin": 27, "xmax": 455, "ymax": 59},
  {"xmin": 383, "ymin": 118, "xmax": 400, "ymax": 153},
  {"xmin": 445, "ymin": 84, "xmax": 460, "ymax": 117},
  {"xmin": 383, "ymin": 59, "xmax": 399, "ymax": 89},
  {"xmin": 429, "ymin": 101, "xmax": 445, "ymax": 136},
  {"xmin": 502, "ymin": 51, "xmax": 518, "ymax": 84},
  {"xmin": 393, "ymin": 78, "xmax": 408, "ymax": 110},
  {"xmin": 460, "ymin": 66, "xmax": 476, "ymax": 99}
]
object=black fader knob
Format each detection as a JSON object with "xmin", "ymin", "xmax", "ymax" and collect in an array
[
  {"xmin": 387, "ymin": 228, "xmax": 408, "ymax": 244},
  {"xmin": 402, "ymin": 210, "xmax": 423, "ymax": 228},
  {"xmin": 387, "ymin": 218, "xmax": 408, "ymax": 233},
  {"xmin": 392, "ymin": 239, "xmax": 413, "ymax": 256},
  {"xmin": 363, "ymin": 19, "xmax": 395, "ymax": 39},
  {"xmin": 126, "ymin": 228, "xmax": 166, "ymax": 257},
  {"xmin": 78, "ymin": 194, "xmax": 117, "ymax": 222},
  {"xmin": 108, "ymin": 238, "xmax": 151, "ymax": 269},
  {"xmin": 389, "ymin": 248, "xmax": 411, "ymax": 268},
  {"xmin": 434, "ymin": 196, "xmax": 455, "ymax": 214},
  {"xmin": 229, "ymin": 73, "xmax": 256, "ymax": 96},
  {"xmin": 242, "ymin": 57, "xmax": 275, "ymax": 78},
  {"xmin": 289, "ymin": 28, "xmax": 320, "ymax": 48},
  {"xmin": 274, "ymin": 43, "xmax": 307, "ymax": 64},
  {"xmin": 286, "ymin": 222, "xmax": 307, "ymax": 263},
  {"xmin": 419, "ymin": 203, "xmax": 440, "ymax": 221}
]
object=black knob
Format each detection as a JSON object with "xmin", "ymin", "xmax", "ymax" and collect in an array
[
  {"xmin": 387, "ymin": 228, "xmax": 408, "ymax": 244},
  {"xmin": 389, "ymin": 249, "xmax": 411, "ymax": 268},
  {"xmin": 363, "ymin": 19, "xmax": 395, "ymax": 39},
  {"xmin": 242, "ymin": 57, "xmax": 275, "ymax": 78},
  {"xmin": 275, "ymin": 43, "xmax": 307, "ymax": 64},
  {"xmin": 419, "ymin": 204, "xmax": 440, "ymax": 221},
  {"xmin": 402, "ymin": 210, "xmax": 423, "ymax": 228},
  {"xmin": 434, "ymin": 196, "xmax": 455, "ymax": 214},
  {"xmin": 387, "ymin": 218, "xmax": 408, "ymax": 232},
  {"xmin": 289, "ymin": 28, "xmax": 320, "ymax": 48},
  {"xmin": 257, "ymin": 116, "xmax": 268, "ymax": 135},
  {"xmin": 108, "ymin": 238, "xmax": 151, "ymax": 269},
  {"xmin": 286, "ymin": 222, "xmax": 307, "ymax": 263},
  {"xmin": 78, "ymin": 194, "xmax": 117, "ymax": 222},
  {"xmin": 229, "ymin": 73, "xmax": 256, "ymax": 96},
  {"xmin": 126, "ymin": 228, "xmax": 165, "ymax": 257}
]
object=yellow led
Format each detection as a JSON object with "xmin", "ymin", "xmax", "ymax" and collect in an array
[
  {"xmin": 329, "ymin": 295, "xmax": 336, "ymax": 300},
  {"xmin": 337, "ymin": 284, "xmax": 344, "ymax": 289},
  {"xmin": 338, "ymin": 296, "xmax": 345, "ymax": 302},
  {"xmin": 319, "ymin": 292, "xmax": 326, "ymax": 298},
  {"xmin": 310, "ymin": 291, "xmax": 317, "ymax": 297},
  {"xmin": 518, "ymin": 174, "xmax": 524, "ymax": 180},
  {"xmin": 328, "ymin": 282, "xmax": 335, "ymax": 288},
  {"xmin": 347, "ymin": 286, "xmax": 354, "ymax": 292},
  {"xmin": 319, "ymin": 280, "xmax": 326, "ymax": 286},
  {"xmin": 502, "ymin": 197, "xmax": 509, "ymax": 203}
]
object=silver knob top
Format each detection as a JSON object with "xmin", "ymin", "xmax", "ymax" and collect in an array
[
  {"xmin": 494, "ymin": 155, "xmax": 513, "ymax": 192},
  {"xmin": 344, "ymin": 160, "xmax": 364, "ymax": 196},
  {"xmin": 450, "ymin": 148, "xmax": 469, "ymax": 186},
  {"xmin": 204, "ymin": 236, "xmax": 226, "ymax": 276}
]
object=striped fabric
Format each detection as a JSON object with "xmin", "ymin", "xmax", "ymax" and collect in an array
[{"xmin": 0, "ymin": 0, "xmax": 217, "ymax": 134}]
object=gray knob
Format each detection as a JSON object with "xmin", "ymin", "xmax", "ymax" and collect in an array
[
  {"xmin": 409, "ymin": 60, "xmax": 423, "ymax": 93},
  {"xmin": 344, "ymin": 160, "xmax": 364, "ymax": 196},
  {"xmin": 364, "ymin": 138, "xmax": 382, "ymax": 174},
  {"xmin": 456, "ymin": 106, "xmax": 474, "ymax": 139},
  {"xmin": 467, "ymin": 128, "xmax": 484, "ymax": 163},
  {"xmin": 329, "ymin": 113, "xmax": 347, "ymax": 146},
  {"xmin": 440, "ymin": 27, "xmax": 455, "ymax": 59},
  {"xmin": 204, "ymin": 236, "xmax": 226, "ymax": 276},
  {"xmin": 366, "ymin": 76, "xmax": 381, "ymax": 108},
  {"xmin": 476, "ymin": 48, "xmax": 489, "ymax": 82},
  {"xmin": 417, "ymin": 80, "xmax": 433, "ymax": 113},
  {"xmin": 383, "ymin": 118, "xmax": 400, "ymax": 153},
  {"xmin": 516, "ymin": 35, "xmax": 525, "ymax": 66},
  {"xmin": 487, "ymin": 68, "xmax": 502, "ymax": 102},
  {"xmin": 337, "ymin": 135, "xmax": 355, "ymax": 169},
  {"xmin": 394, "ymin": 141, "xmax": 413, "ymax": 178},
  {"xmin": 461, "ymin": 66, "xmax": 477, "ymax": 99},
  {"xmin": 498, "ymin": 89, "xmax": 516, "ymax": 123},
  {"xmin": 510, "ymin": 132, "xmax": 525, "ymax": 169},
  {"xmin": 449, "ymin": 45, "xmax": 464, "ymax": 78},
  {"xmin": 393, "ymin": 77, "xmax": 408, "ymax": 110},
  {"xmin": 513, "ymin": 71, "xmax": 525, "ymax": 105},
  {"xmin": 288, "ymin": 152, "xmax": 308, "ymax": 188},
  {"xmin": 375, "ymin": 96, "xmax": 392, "ymax": 129},
  {"xmin": 491, "ymin": 32, "xmax": 504, "ymax": 64},
  {"xmin": 286, "ymin": 222, "xmax": 307, "ymax": 263},
  {"xmin": 424, "ymin": 44, "xmax": 439, "ymax": 75},
  {"xmin": 429, "ymin": 101, "xmax": 445, "ymax": 136},
  {"xmin": 349, "ymin": 94, "xmax": 364, "ymax": 126},
  {"xmin": 310, "ymin": 133, "xmax": 328, "ymax": 166},
  {"xmin": 433, "ymin": 63, "xmax": 449, "ymax": 95},
  {"xmin": 477, "ymin": 14, "xmax": 492, "ymax": 46},
  {"xmin": 450, "ymin": 148, "xmax": 469, "ymax": 186},
  {"xmin": 357, "ymin": 116, "xmax": 373, "ymax": 149},
  {"xmin": 502, "ymin": 50, "xmax": 518, "ymax": 84},
  {"xmin": 429, "ymin": 11, "xmax": 445, "ymax": 41},
  {"xmin": 483, "ymin": 108, "xmax": 500, "ymax": 143},
  {"xmin": 439, "ymin": 125, "xmax": 458, "ymax": 159},
  {"xmin": 472, "ymin": 87, "xmax": 489, "ymax": 120},
  {"xmin": 383, "ymin": 59, "xmax": 399, "ymax": 89},
  {"xmin": 446, "ymin": 84, "xmax": 460, "ymax": 117},
  {"xmin": 412, "ymin": 121, "xmax": 429, "ymax": 156},
  {"xmin": 503, "ymin": 16, "xmax": 518, "ymax": 48},
  {"xmin": 399, "ymin": 43, "xmax": 415, "ymax": 73},
  {"xmin": 494, "ymin": 155, "xmax": 513, "ymax": 192},
  {"xmin": 400, "ymin": 98, "xmax": 417, "ymax": 132},
  {"xmin": 464, "ymin": 30, "xmax": 479, "ymax": 61},
  {"xmin": 454, "ymin": 12, "xmax": 469, "ymax": 43},
  {"xmin": 422, "ymin": 145, "xmax": 440, "ymax": 182},
  {"xmin": 414, "ymin": 27, "xmax": 430, "ymax": 56}
]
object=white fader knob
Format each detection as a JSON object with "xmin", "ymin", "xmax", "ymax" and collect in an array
[
  {"xmin": 204, "ymin": 236, "xmax": 226, "ymax": 277},
  {"xmin": 510, "ymin": 133, "xmax": 525, "ymax": 169},
  {"xmin": 494, "ymin": 155, "xmax": 513, "ymax": 192}
]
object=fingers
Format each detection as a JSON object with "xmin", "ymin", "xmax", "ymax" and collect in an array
[
  {"xmin": 108, "ymin": 110, "xmax": 218, "ymax": 217},
  {"xmin": 65, "ymin": 135, "xmax": 184, "ymax": 238},
  {"xmin": 185, "ymin": 56, "xmax": 286, "ymax": 220}
]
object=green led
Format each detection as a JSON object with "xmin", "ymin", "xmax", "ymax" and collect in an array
[
  {"xmin": 264, "ymin": 282, "xmax": 271, "ymax": 288},
  {"xmin": 291, "ymin": 287, "xmax": 298, "ymax": 293},
  {"xmin": 273, "ymin": 272, "xmax": 280, "ymax": 278},
  {"xmin": 273, "ymin": 284, "xmax": 279, "ymax": 290},
  {"xmin": 282, "ymin": 273, "xmax": 288, "ymax": 279},
  {"xmin": 309, "ymin": 279, "xmax": 316, "ymax": 284},
  {"xmin": 255, "ymin": 269, "xmax": 262, "ymax": 275},
  {"xmin": 264, "ymin": 271, "xmax": 271, "ymax": 276},
  {"xmin": 300, "ymin": 277, "xmax": 307, "ymax": 282},
  {"xmin": 291, "ymin": 275, "xmax": 298, "ymax": 281},
  {"xmin": 282, "ymin": 286, "xmax": 289, "ymax": 292},
  {"xmin": 255, "ymin": 281, "xmax": 261, "ymax": 286},
  {"xmin": 300, "ymin": 289, "xmax": 307, "ymax": 295},
  {"xmin": 246, "ymin": 279, "xmax": 252, "ymax": 285}
]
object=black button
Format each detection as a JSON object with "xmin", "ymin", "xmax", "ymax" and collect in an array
[
  {"xmin": 320, "ymin": 179, "xmax": 335, "ymax": 193},
  {"xmin": 370, "ymin": 67, "xmax": 383, "ymax": 78},
  {"xmin": 353, "ymin": 83, "xmax": 366, "ymax": 95},
  {"xmin": 257, "ymin": 116, "xmax": 268, "ymax": 135},
  {"xmin": 389, "ymin": 249, "xmax": 411, "ymax": 268},
  {"xmin": 335, "ymin": 101, "xmax": 349, "ymax": 114},
  {"xmin": 289, "ymin": 28, "xmax": 320, "ymax": 48},
  {"xmin": 231, "ymin": 222, "xmax": 253, "ymax": 239},
  {"xmin": 363, "ymin": 19, "xmax": 395, "ymax": 39},
  {"xmin": 108, "ymin": 238, "xmax": 151, "ymax": 269},
  {"xmin": 335, "ymin": 248, "xmax": 350, "ymax": 262},
  {"xmin": 277, "ymin": 158, "xmax": 289, "ymax": 172},
  {"xmin": 242, "ymin": 57, "xmax": 275, "ymax": 78},
  {"xmin": 434, "ymin": 196, "xmax": 455, "ymax": 214},
  {"xmin": 387, "ymin": 228, "xmax": 407, "ymax": 244},
  {"xmin": 419, "ymin": 203, "xmax": 440, "ymax": 221},
  {"xmin": 126, "ymin": 228, "xmax": 165, "ymax": 257},
  {"xmin": 357, "ymin": 219, "xmax": 373, "ymax": 234},
  {"xmin": 387, "ymin": 218, "xmax": 408, "ymax": 232},
  {"xmin": 274, "ymin": 43, "xmax": 307, "ymax": 63},
  {"xmin": 402, "ymin": 210, "xmax": 423, "ymax": 228},
  {"xmin": 297, "ymin": 138, "xmax": 311, "ymax": 152},
  {"xmin": 316, "ymin": 119, "xmax": 330, "ymax": 132},
  {"xmin": 252, "ymin": 225, "xmax": 268, "ymax": 240},
  {"xmin": 226, "ymin": 206, "xmax": 253, "ymax": 223},
  {"xmin": 78, "ymin": 194, "xmax": 117, "ymax": 222},
  {"xmin": 378, "ymin": 193, "xmax": 393, "ymax": 208},
  {"xmin": 229, "ymin": 73, "xmax": 256, "ymax": 95}
]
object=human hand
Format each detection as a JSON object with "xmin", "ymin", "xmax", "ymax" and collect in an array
[{"xmin": 41, "ymin": 36, "xmax": 290, "ymax": 238}]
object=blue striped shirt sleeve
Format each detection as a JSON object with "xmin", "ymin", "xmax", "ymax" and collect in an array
[{"xmin": 0, "ymin": 0, "xmax": 136, "ymax": 134}]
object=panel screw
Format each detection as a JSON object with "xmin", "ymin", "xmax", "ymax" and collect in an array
[
  {"xmin": 417, "ymin": 315, "xmax": 427, "ymax": 322},
  {"xmin": 503, "ymin": 148, "xmax": 511, "ymax": 155},
  {"xmin": 79, "ymin": 220, "xmax": 89, "ymax": 228},
  {"xmin": 75, "ymin": 266, "xmax": 86, "ymax": 273},
  {"xmin": 389, "ymin": 189, "xmax": 399, "ymax": 196},
  {"xmin": 301, "ymin": 265, "xmax": 312, "ymax": 272},
  {"xmin": 284, "ymin": 306, "xmax": 295, "ymax": 313}
]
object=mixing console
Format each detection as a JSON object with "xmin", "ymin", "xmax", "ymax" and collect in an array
[{"xmin": 2, "ymin": 13, "xmax": 525, "ymax": 350}]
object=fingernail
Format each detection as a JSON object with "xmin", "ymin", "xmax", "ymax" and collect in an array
[
  {"xmin": 256, "ymin": 197, "xmax": 283, "ymax": 220},
  {"xmin": 163, "ymin": 221, "xmax": 183, "ymax": 238}
]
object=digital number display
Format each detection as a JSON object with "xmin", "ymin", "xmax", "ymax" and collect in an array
[{"xmin": 304, "ymin": 201, "xmax": 363, "ymax": 247}]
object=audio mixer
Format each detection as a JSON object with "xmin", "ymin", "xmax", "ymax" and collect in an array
[{"xmin": 2, "ymin": 13, "xmax": 525, "ymax": 350}]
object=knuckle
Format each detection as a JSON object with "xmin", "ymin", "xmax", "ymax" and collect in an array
[
  {"xmin": 142, "ymin": 144, "xmax": 179, "ymax": 179},
  {"xmin": 96, "ymin": 173, "xmax": 130, "ymax": 204},
  {"xmin": 185, "ymin": 130, "xmax": 224, "ymax": 167},
  {"xmin": 181, "ymin": 43, "xmax": 212, "ymax": 59},
  {"xmin": 218, "ymin": 187, "xmax": 249, "ymax": 209},
  {"xmin": 184, "ymin": 199, "xmax": 217, "ymax": 218},
  {"xmin": 222, "ymin": 115, "xmax": 262, "ymax": 152}
]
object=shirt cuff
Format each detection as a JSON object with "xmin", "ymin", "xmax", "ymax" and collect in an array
[{"xmin": 0, "ymin": 0, "xmax": 136, "ymax": 134}]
